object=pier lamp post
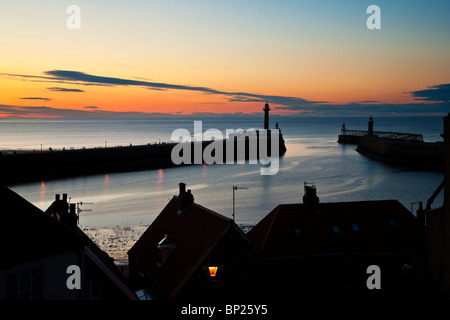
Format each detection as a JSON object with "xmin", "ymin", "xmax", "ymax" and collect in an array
[
  {"xmin": 232, "ymin": 185, "xmax": 248, "ymax": 222},
  {"xmin": 40, "ymin": 142, "xmax": 42, "ymax": 152},
  {"xmin": 105, "ymin": 138, "xmax": 107, "ymax": 148},
  {"xmin": 159, "ymin": 136, "xmax": 161, "ymax": 144}
]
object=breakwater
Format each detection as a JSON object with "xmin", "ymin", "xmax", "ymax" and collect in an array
[
  {"xmin": 337, "ymin": 116, "xmax": 443, "ymax": 170},
  {"xmin": 0, "ymin": 131, "xmax": 287, "ymax": 185},
  {"xmin": 0, "ymin": 143, "xmax": 175, "ymax": 185},
  {"xmin": 338, "ymin": 128, "xmax": 424, "ymax": 144},
  {"xmin": 356, "ymin": 136, "xmax": 444, "ymax": 169}
]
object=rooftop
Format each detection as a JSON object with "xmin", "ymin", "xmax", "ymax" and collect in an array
[
  {"xmin": 247, "ymin": 199, "xmax": 425, "ymax": 256},
  {"xmin": 128, "ymin": 184, "xmax": 245, "ymax": 297}
]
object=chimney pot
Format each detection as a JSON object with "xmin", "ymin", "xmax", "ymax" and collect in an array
[
  {"xmin": 179, "ymin": 182, "xmax": 186, "ymax": 195},
  {"xmin": 62, "ymin": 193, "xmax": 68, "ymax": 202},
  {"xmin": 55, "ymin": 194, "xmax": 60, "ymax": 201},
  {"xmin": 303, "ymin": 183, "xmax": 320, "ymax": 214},
  {"xmin": 177, "ymin": 183, "xmax": 194, "ymax": 214},
  {"xmin": 70, "ymin": 203, "xmax": 76, "ymax": 215}
]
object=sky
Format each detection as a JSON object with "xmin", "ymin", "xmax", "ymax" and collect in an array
[{"xmin": 0, "ymin": 0, "xmax": 449, "ymax": 118}]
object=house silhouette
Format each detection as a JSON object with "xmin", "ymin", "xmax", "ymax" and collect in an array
[
  {"xmin": 0, "ymin": 186, "xmax": 136, "ymax": 300},
  {"xmin": 128, "ymin": 183, "xmax": 257, "ymax": 300},
  {"xmin": 247, "ymin": 184, "xmax": 426, "ymax": 299}
]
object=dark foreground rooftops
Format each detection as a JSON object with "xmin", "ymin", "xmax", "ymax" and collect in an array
[
  {"xmin": 247, "ymin": 199, "xmax": 425, "ymax": 256},
  {"xmin": 128, "ymin": 183, "xmax": 257, "ymax": 300},
  {"xmin": 0, "ymin": 185, "xmax": 136, "ymax": 300}
]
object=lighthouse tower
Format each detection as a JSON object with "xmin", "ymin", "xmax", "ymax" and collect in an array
[
  {"xmin": 264, "ymin": 101, "xmax": 270, "ymax": 130},
  {"xmin": 368, "ymin": 115, "xmax": 374, "ymax": 136}
]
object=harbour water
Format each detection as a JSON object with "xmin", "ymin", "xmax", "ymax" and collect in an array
[{"xmin": 2, "ymin": 116, "xmax": 444, "ymax": 229}]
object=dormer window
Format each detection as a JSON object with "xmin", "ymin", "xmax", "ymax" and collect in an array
[
  {"xmin": 157, "ymin": 234, "xmax": 176, "ymax": 266},
  {"xmin": 332, "ymin": 225, "xmax": 340, "ymax": 234},
  {"xmin": 294, "ymin": 228, "xmax": 303, "ymax": 238},
  {"xmin": 389, "ymin": 220, "xmax": 398, "ymax": 230}
]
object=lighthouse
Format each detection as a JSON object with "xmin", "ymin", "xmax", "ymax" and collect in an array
[
  {"xmin": 264, "ymin": 101, "xmax": 270, "ymax": 130},
  {"xmin": 368, "ymin": 115, "xmax": 374, "ymax": 136}
]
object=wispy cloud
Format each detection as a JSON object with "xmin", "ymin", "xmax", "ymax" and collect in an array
[
  {"xmin": 47, "ymin": 87, "xmax": 85, "ymax": 92},
  {"xmin": 2, "ymin": 70, "xmax": 449, "ymax": 117},
  {"xmin": 408, "ymin": 83, "xmax": 450, "ymax": 102},
  {"xmin": 20, "ymin": 97, "xmax": 52, "ymax": 102},
  {"xmin": 0, "ymin": 101, "xmax": 446, "ymax": 118},
  {"xmin": 0, "ymin": 104, "xmax": 179, "ymax": 118},
  {"xmin": 0, "ymin": 104, "xmax": 263, "ymax": 118},
  {"xmin": 276, "ymin": 102, "xmax": 449, "ymax": 116},
  {"xmin": 2, "ymin": 70, "xmax": 325, "ymax": 108}
]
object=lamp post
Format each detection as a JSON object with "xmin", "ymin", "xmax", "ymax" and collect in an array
[
  {"xmin": 232, "ymin": 185, "xmax": 248, "ymax": 222},
  {"xmin": 40, "ymin": 142, "xmax": 42, "ymax": 152}
]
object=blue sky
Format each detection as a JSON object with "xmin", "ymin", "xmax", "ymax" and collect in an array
[{"xmin": 0, "ymin": 0, "xmax": 449, "ymax": 117}]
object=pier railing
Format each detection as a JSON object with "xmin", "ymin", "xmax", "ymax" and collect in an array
[
  {"xmin": 0, "ymin": 141, "xmax": 178, "ymax": 155},
  {"xmin": 340, "ymin": 129, "xmax": 423, "ymax": 141}
]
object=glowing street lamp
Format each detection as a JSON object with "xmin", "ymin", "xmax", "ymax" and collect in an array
[{"xmin": 209, "ymin": 266, "xmax": 218, "ymax": 277}]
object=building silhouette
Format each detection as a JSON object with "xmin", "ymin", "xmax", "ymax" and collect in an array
[
  {"xmin": 246, "ymin": 184, "xmax": 426, "ymax": 299},
  {"xmin": 0, "ymin": 187, "xmax": 136, "ymax": 300},
  {"xmin": 426, "ymin": 113, "xmax": 450, "ymax": 296},
  {"xmin": 128, "ymin": 183, "xmax": 257, "ymax": 300}
]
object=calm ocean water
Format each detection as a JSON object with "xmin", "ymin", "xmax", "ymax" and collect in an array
[{"xmin": 2, "ymin": 116, "xmax": 445, "ymax": 228}]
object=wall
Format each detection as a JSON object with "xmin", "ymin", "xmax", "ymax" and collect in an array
[{"xmin": 0, "ymin": 250, "xmax": 80, "ymax": 300}]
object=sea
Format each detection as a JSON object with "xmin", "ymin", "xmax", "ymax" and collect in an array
[{"xmin": 1, "ymin": 115, "xmax": 445, "ymax": 229}]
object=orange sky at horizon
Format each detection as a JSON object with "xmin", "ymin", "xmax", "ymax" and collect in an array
[
  {"xmin": 0, "ymin": 66, "xmax": 443, "ymax": 118},
  {"xmin": 0, "ymin": 1, "xmax": 448, "ymax": 117}
]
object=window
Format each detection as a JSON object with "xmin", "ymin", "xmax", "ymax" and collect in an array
[
  {"xmin": 352, "ymin": 223, "xmax": 360, "ymax": 232},
  {"xmin": 82, "ymin": 280, "xmax": 102, "ymax": 300},
  {"xmin": 6, "ymin": 266, "xmax": 43, "ymax": 300},
  {"xmin": 157, "ymin": 235, "xmax": 176, "ymax": 266},
  {"xmin": 332, "ymin": 225, "xmax": 340, "ymax": 234},
  {"xmin": 208, "ymin": 266, "xmax": 218, "ymax": 277},
  {"xmin": 389, "ymin": 220, "xmax": 398, "ymax": 230},
  {"xmin": 294, "ymin": 228, "xmax": 303, "ymax": 238}
]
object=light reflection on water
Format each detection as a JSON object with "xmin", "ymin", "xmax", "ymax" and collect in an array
[
  {"xmin": 8, "ymin": 116, "xmax": 445, "ymax": 228},
  {"xmin": 11, "ymin": 137, "xmax": 443, "ymax": 229}
]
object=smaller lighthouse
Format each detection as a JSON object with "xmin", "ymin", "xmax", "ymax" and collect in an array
[
  {"xmin": 368, "ymin": 115, "xmax": 374, "ymax": 136},
  {"xmin": 264, "ymin": 101, "xmax": 270, "ymax": 130}
]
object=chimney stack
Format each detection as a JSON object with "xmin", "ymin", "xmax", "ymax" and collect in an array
[
  {"xmin": 177, "ymin": 183, "xmax": 194, "ymax": 214},
  {"xmin": 47, "ymin": 193, "xmax": 79, "ymax": 229},
  {"xmin": 70, "ymin": 203, "xmax": 76, "ymax": 215},
  {"xmin": 179, "ymin": 182, "xmax": 186, "ymax": 195},
  {"xmin": 303, "ymin": 183, "xmax": 320, "ymax": 214}
]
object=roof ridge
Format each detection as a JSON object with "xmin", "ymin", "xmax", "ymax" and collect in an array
[
  {"xmin": 275, "ymin": 199, "xmax": 400, "ymax": 207},
  {"xmin": 260, "ymin": 205, "xmax": 281, "ymax": 251},
  {"xmin": 189, "ymin": 201, "xmax": 232, "ymax": 222}
]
